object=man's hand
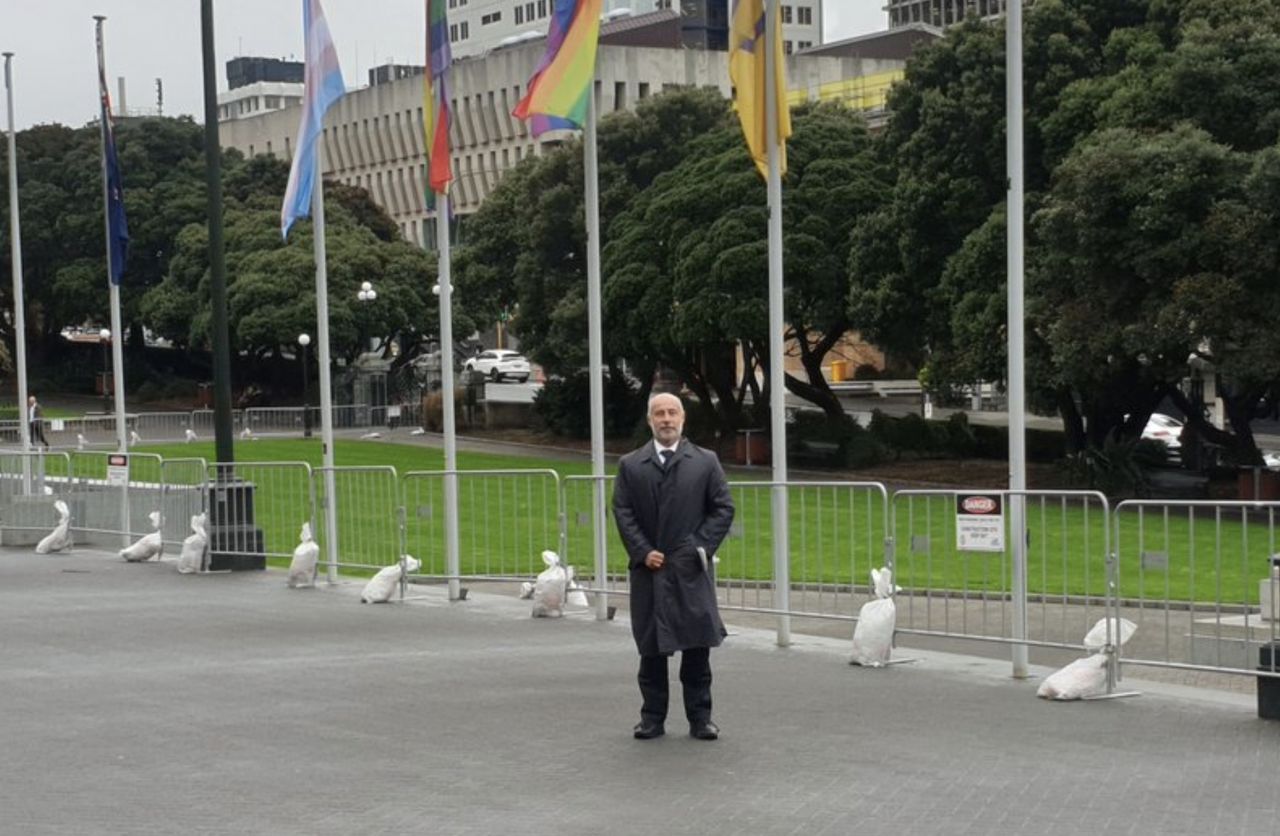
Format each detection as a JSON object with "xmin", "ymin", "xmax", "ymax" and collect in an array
[{"xmin": 644, "ymin": 550, "xmax": 665, "ymax": 571}]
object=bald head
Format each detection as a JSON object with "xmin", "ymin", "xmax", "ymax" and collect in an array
[{"xmin": 647, "ymin": 392, "xmax": 685, "ymax": 446}]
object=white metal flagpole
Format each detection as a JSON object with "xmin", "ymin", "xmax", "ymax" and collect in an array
[
  {"xmin": 584, "ymin": 85, "xmax": 609, "ymax": 622},
  {"xmin": 3, "ymin": 53, "xmax": 31, "ymax": 456},
  {"xmin": 764, "ymin": 0, "xmax": 790, "ymax": 646},
  {"xmin": 94, "ymin": 18, "xmax": 128, "ymax": 454},
  {"xmin": 312, "ymin": 169, "xmax": 341, "ymax": 583},
  {"xmin": 1006, "ymin": 0, "xmax": 1029, "ymax": 678},
  {"xmin": 436, "ymin": 195, "xmax": 462, "ymax": 600}
]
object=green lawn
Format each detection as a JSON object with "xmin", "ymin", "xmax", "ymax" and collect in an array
[{"xmin": 85, "ymin": 438, "xmax": 1277, "ymax": 605}]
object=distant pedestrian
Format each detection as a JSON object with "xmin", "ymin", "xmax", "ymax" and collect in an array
[
  {"xmin": 612, "ymin": 392, "xmax": 735, "ymax": 741},
  {"xmin": 28, "ymin": 396, "xmax": 49, "ymax": 449}
]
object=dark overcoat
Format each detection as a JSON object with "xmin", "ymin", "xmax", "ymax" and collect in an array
[{"xmin": 612, "ymin": 438, "xmax": 735, "ymax": 655}]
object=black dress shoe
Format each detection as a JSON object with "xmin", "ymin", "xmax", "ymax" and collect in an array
[
  {"xmin": 689, "ymin": 721, "xmax": 719, "ymax": 740},
  {"xmin": 633, "ymin": 720, "xmax": 665, "ymax": 740}
]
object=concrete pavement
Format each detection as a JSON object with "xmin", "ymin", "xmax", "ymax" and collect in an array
[{"xmin": 3, "ymin": 546, "xmax": 1280, "ymax": 835}]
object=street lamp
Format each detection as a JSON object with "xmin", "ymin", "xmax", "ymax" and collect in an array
[
  {"xmin": 98, "ymin": 328, "xmax": 111, "ymax": 413},
  {"xmin": 298, "ymin": 332, "xmax": 312, "ymax": 438},
  {"xmin": 356, "ymin": 281, "xmax": 377, "ymax": 354}
]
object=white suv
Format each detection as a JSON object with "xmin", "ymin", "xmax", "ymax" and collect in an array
[{"xmin": 463, "ymin": 349, "xmax": 531, "ymax": 382}]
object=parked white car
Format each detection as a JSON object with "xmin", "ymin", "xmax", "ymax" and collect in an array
[
  {"xmin": 1142, "ymin": 413, "xmax": 1183, "ymax": 451},
  {"xmin": 463, "ymin": 349, "xmax": 531, "ymax": 382}
]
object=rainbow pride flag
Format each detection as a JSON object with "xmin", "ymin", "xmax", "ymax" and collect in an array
[
  {"xmin": 512, "ymin": 0, "xmax": 602, "ymax": 136},
  {"xmin": 424, "ymin": 0, "xmax": 452, "ymax": 198}
]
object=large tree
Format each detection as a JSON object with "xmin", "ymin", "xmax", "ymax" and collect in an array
[
  {"xmin": 604, "ymin": 102, "xmax": 889, "ymax": 430},
  {"xmin": 143, "ymin": 155, "xmax": 445, "ymax": 364},
  {"xmin": 849, "ymin": 0, "xmax": 1280, "ymax": 461},
  {"xmin": 452, "ymin": 86, "xmax": 733, "ymax": 381},
  {"xmin": 0, "ymin": 117, "xmax": 210, "ymax": 362}
]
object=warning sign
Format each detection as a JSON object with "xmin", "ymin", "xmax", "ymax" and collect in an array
[
  {"xmin": 956, "ymin": 493, "xmax": 1004, "ymax": 552},
  {"xmin": 107, "ymin": 453, "xmax": 129, "ymax": 487}
]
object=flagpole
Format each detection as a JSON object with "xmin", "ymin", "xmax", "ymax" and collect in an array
[
  {"xmin": 764, "ymin": 0, "xmax": 790, "ymax": 647},
  {"xmin": 94, "ymin": 17, "xmax": 128, "ymax": 454},
  {"xmin": 584, "ymin": 85, "xmax": 609, "ymax": 622},
  {"xmin": 1006, "ymin": 0, "xmax": 1028, "ymax": 678},
  {"xmin": 3, "ymin": 53, "xmax": 31, "ymax": 456},
  {"xmin": 436, "ymin": 196, "xmax": 462, "ymax": 600},
  {"xmin": 312, "ymin": 169, "xmax": 340, "ymax": 584}
]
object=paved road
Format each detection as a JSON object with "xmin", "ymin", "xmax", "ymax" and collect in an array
[{"xmin": 4, "ymin": 547, "xmax": 1280, "ymax": 835}]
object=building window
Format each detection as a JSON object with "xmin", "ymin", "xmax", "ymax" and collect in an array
[
  {"xmin": 783, "ymin": 39, "xmax": 792, "ymax": 54},
  {"xmin": 525, "ymin": 2, "xmax": 534, "ymax": 20},
  {"xmin": 450, "ymin": 23, "xmax": 458, "ymax": 41},
  {"xmin": 461, "ymin": 21, "xmax": 470, "ymax": 38},
  {"xmin": 781, "ymin": 5, "xmax": 792, "ymax": 24},
  {"xmin": 797, "ymin": 40, "xmax": 811, "ymax": 50},
  {"xmin": 797, "ymin": 6, "xmax": 811, "ymax": 25},
  {"xmin": 515, "ymin": 5, "xmax": 524, "ymax": 23},
  {"xmin": 481, "ymin": 11, "xmax": 501, "ymax": 24}
]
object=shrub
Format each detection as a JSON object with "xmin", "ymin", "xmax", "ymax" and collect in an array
[
  {"xmin": 971, "ymin": 423, "xmax": 1065, "ymax": 462},
  {"xmin": 535, "ymin": 370, "xmax": 644, "ymax": 440},
  {"xmin": 789, "ymin": 410, "xmax": 890, "ymax": 468},
  {"xmin": 1061, "ymin": 437, "xmax": 1165, "ymax": 497}
]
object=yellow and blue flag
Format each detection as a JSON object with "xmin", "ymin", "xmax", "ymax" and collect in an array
[{"xmin": 729, "ymin": 0, "xmax": 791, "ymax": 178}]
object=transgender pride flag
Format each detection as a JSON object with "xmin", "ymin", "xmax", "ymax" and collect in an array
[
  {"xmin": 512, "ymin": 0, "xmax": 602, "ymax": 136},
  {"xmin": 281, "ymin": 0, "xmax": 346, "ymax": 239}
]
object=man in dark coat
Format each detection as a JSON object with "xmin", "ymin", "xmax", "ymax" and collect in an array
[{"xmin": 612, "ymin": 392, "xmax": 734, "ymax": 741}]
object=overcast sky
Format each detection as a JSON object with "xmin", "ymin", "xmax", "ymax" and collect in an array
[{"xmin": 2, "ymin": 1, "xmax": 888, "ymax": 130}]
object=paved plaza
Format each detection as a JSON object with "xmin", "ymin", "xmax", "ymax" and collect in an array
[{"xmin": 3, "ymin": 547, "xmax": 1279, "ymax": 836}]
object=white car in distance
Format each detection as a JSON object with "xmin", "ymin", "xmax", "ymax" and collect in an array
[
  {"xmin": 1142, "ymin": 413, "xmax": 1183, "ymax": 452},
  {"xmin": 464, "ymin": 349, "xmax": 531, "ymax": 382}
]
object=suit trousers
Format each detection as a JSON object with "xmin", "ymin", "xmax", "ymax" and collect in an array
[{"xmin": 638, "ymin": 647, "xmax": 712, "ymax": 725}]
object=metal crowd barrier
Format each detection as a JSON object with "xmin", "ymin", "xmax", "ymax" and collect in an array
[
  {"xmin": 158, "ymin": 458, "xmax": 208, "ymax": 554},
  {"xmin": 890, "ymin": 490, "xmax": 1114, "ymax": 655},
  {"xmin": 0, "ymin": 451, "xmax": 73, "ymax": 546},
  {"xmin": 719, "ymin": 481, "xmax": 891, "ymax": 621},
  {"xmin": 1113, "ymin": 500, "xmax": 1280, "ymax": 679},
  {"xmin": 67, "ymin": 450, "xmax": 165, "ymax": 549},
  {"xmin": 313, "ymin": 465, "xmax": 402, "ymax": 572},
  {"xmin": 208, "ymin": 461, "xmax": 317, "ymax": 569},
  {"xmin": 191, "ymin": 409, "xmax": 245, "ymax": 434},
  {"xmin": 402, "ymin": 468, "xmax": 563, "ymax": 582},
  {"xmin": 10, "ymin": 440, "xmax": 1280, "ymax": 690},
  {"xmin": 131, "ymin": 411, "xmax": 196, "ymax": 442},
  {"xmin": 244, "ymin": 407, "xmax": 309, "ymax": 436}
]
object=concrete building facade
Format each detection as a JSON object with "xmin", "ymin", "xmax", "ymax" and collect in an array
[
  {"xmin": 886, "ymin": 0, "xmax": 1009, "ymax": 29},
  {"xmin": 447, "ymin": 1, "xmax": 823, "ymax": 58},
  {"xmin": 220, "ymin": 38, "xmax": 902, "ymax": 248}
]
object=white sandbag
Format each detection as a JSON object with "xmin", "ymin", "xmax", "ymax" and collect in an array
[
  {"xmin": 360, "ymin": 555, "xmax": 421, "ymax": 603},
  {"xmin": 850, "ymin": 567, "xmax": 897, "ymax": 666},
  {"xmin": 1037, "ymin": 653, "xmax": 1108, "ymax": 700},
  {"xmin": 565, "ymin": 565, "xmax": 590, "ymax": 609},
  {"xmin": 287, "ymin": 522, "xmax": 320, "ymax": 588},
  {"xmin": 35, "ymin": 501, "xmax": 72, "ymax": 554},
  {"xmin": 518, "ymin": 581, "xmax": 535, "ymax": 599},
  {"xmin": 532, "ymin": 550, "xmax": 567, "ymax": 618},
  {"xmin": 121, "ymin": 511, "xmax": 163, "ymax": 562},
  {"xmin": 1082, "ymin": 617, "xmax": 1137, "ymax": 651},
  {"xmin": 176, "ymin": 513, "xmax": 208, "ymax": 574}
]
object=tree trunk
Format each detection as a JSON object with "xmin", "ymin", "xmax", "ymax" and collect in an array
[
  {"xmin": 1057, "ymin": 387, "xmax": 1085, "ymax": 455},
  {"xmin": 790, "ymin": 325, "xmax": 846, "ymax": 421}
]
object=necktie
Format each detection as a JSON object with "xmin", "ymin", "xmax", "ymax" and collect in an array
[{"xmin": 659, "ymin": 450, "xmax": 670, "ymax": 468}]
